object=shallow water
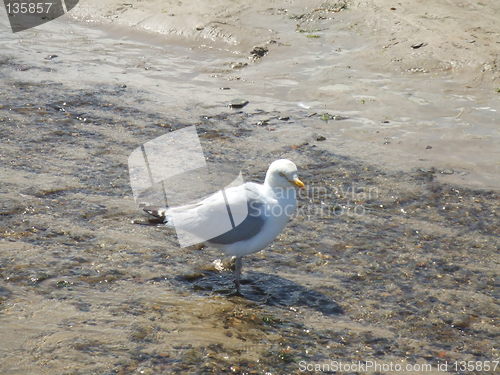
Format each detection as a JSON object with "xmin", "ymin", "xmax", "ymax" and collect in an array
[{"xmin": 0, "ymin": 14, "xmax": 499, "ymax": 375}]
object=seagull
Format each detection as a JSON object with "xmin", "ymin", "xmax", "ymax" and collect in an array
[{"xmin": 143, "ymin": 159, "xmax": 305, "ymax": 294}]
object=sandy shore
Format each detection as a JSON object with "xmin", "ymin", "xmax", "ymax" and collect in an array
[
  {"xmin": 71, "ymin": 0, "xmax": 500, "ymax": 84},
  {"xmin": 65, "ymin": 0, "xmax": 500, "ymax": 190}
]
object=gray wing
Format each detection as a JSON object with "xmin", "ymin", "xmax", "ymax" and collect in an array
[{"xmin": 207, "ymin": 183, "xmax": 268, "ymax": 245}]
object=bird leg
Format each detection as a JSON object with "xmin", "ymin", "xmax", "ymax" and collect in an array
[{"xmin": 233, "ymin": 256, "xmax": 243, "ymax": 294}]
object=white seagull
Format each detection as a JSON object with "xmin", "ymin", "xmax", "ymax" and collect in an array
[{"xmin": 144, "ymin": 159, "xmax": 305, "ymax": 294}]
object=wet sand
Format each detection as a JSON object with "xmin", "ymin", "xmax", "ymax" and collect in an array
[
  {"xmin": 1, "ymin": 1, "xmax": 499, "ymax": 374},
  {"xmin": 71, "ymin": 0, "xmax": 500, "ymax": 82},
  {"xmin": 69, "ymin": 0, "xmax": 500, "ymax": 190}
]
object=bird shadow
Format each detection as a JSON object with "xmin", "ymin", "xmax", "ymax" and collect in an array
[{"xmin": 176, "ymin": 270, "xmax": 343, "ymax": 316}]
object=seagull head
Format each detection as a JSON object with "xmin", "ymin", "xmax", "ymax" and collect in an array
[{"xmin": 265, "ymin": 159, "xmax": 305, "ymax": 189}]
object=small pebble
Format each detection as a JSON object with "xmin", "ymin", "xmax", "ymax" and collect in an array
[
  {"xmin": 411, "ymin": 42, "xmax": 426, "ymax": 49},
  {"xmin": 440, "ymin": 169, "xmax": 454, "ymax": 175},
  {"xmin": 231, "ymin": 62, "xmax": 248, "ymax": 69},
  {"xmin": 229, "ymin": 99, "xmax": 249, "ymax": 109},
  {"xmin": 250, "ymin": 46, "xmax": 269, "ymax": 59}
]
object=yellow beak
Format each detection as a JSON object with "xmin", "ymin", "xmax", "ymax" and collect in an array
[{"xmin": 292, "ymin": 178, "xmax": 305, "ymax": 189}]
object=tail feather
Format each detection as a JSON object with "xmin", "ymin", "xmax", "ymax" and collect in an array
[{"xmin": 142, "ymin": 206, "xmax": 169, "ymax": 223}]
